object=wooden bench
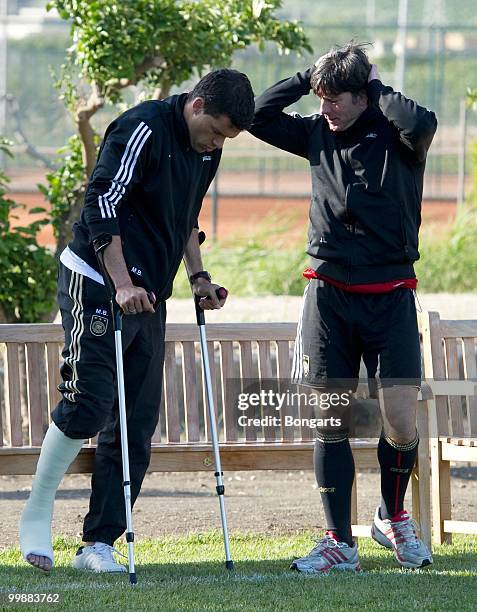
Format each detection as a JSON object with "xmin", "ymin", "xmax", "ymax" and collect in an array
[
  {"xmin": 420, "ymin": 312, "xmax": 477, "ymax": 544},
  {"xmin": 0, "ymin": 321, "xmax": 431, "ymax": 545}
]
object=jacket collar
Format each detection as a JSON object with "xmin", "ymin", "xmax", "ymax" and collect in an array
[
  {"xmin": 165, "ymin": 92, "xmax": 192, "ymax": 151},
  {"xmin": 333, "ymin": 105, "xmax": 380, "ymax": 143}
]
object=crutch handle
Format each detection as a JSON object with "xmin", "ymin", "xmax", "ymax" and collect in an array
[
  {"xmin": 94, "ymin": 243, "xmax": 156, "ymax": 330},
  {"xmin": 94, "ymin": 244, "xmax": 123, "ymax": 330},
  {"xmin": 194, "ymin": 287, "xmax": 228, "ymax": 326}
]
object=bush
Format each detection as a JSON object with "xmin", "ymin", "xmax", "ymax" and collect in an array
[
  {"xmin": 171, "ymin": 209, "xmax": 477, "ymax": 298},
  {"xmin": 416, "ymin": 126, "xmax": 477, "ymax": 293},
  {"xmin": 0, "ymin": 140, "xmax": 57, "ymax": 323},
  {"xmin": 172, "ymin": 213, "xmax": 308, "ymax": 298}
]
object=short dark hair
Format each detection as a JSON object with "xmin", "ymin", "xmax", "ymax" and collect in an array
[
  {"xmin": 311, "ymin": 42, "xmax": 371, "ymax": 97},
  {"xmin": 188, "ymin": 69, "xmax": 255, "ymax": 131}
]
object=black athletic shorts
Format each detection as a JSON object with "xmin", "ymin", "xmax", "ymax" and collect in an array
[
  {"xmin": 52, "ymin": 263, "xmax": 166, "ymax": 439},
  {"xmin": 291, "ymin": 279, "xmax": 421, "ymax": 391}
]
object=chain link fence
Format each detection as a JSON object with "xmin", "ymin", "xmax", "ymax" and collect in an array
[{"xmin": 1, "ymin": 6, "xmax": 477, "ymax": 202}]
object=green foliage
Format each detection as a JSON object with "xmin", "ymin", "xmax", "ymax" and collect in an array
[
  {"xmin": 173, "ymin": 214, "xmax": 308, "ymax": 298},
  {"xmin": 173, "ymin": 209, "xmax": 477, "ymax": 298},
  {"xmin": 38, "ymin": 135, "xmax": 91, "ymax": 238},
  {"xmin": 48, "ymin": 0, "xmax": 312, "ymax": 103},
  {"xmin": 0, "ymin": 140, "xmax": 57, "ymax": 322},
  {"xmin": 469, "ymin": 87, "xmax": 477, "ymax": 110}
]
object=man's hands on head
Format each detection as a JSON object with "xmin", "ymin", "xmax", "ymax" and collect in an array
[
  {"xmin": 192, "ymin": 277, "xmax": 227, "ymax": 310},
  {"xmin": 115, "ymin": 284, "xmax": 155, "ymax": 315},
  {"xmin": 368, "ymin": 64, "xmax": 381, "ymax": 83}
]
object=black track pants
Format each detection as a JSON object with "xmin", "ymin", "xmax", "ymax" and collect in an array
[{"xmin": 52, "ymin": 263, "xmax": 166, "ymax": 545}]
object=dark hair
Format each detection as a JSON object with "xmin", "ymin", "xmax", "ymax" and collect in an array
[
  {"xmin": 310, "ymin": 42, "xmax": 371, "ymax": 97},
  {"xmin": 187, "ymin": 69, "xmax": 255, "ymax": 131}
]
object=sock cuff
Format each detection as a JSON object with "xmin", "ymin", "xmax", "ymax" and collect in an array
[
  {"xmin": 316, "ymin": 432, "xmax": 349, "ymax": 444},
  {"xmin": 382, "ymin": 430, "xmax": 419, "ymax": 451}
]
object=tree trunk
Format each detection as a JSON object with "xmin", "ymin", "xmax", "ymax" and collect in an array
[
  {"xmin": 153, "ymin": 83, "xmax": 170, "ymax": 100},
  {"xmin": 0, "ymin": 304, "xmax": 9, "ymax": 323},
  {"xmin": 76, "ymin": 113, "xmax": 98, "ymax": 180}
]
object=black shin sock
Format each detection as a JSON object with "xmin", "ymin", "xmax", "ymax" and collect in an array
[
  {"xmin": 314, "ymin": 436, "xmax": 355, "ymax": 546},
  {"xmin": 378, "ymin": 432, "xmax": 419, "ymax": 520}
]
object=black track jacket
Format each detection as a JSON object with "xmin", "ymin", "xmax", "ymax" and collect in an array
[
  {"xmin": 250, "ymin": 69, "xmax": 437, "ymax": 284},
  {"xmin": 68, "ymin": 94, "xmax": 221, "ymax": 300}
]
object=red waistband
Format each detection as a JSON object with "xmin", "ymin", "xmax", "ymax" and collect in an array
[{"xmin": 302, "ymin": 268, "xmax": 417, "ymax": 294}]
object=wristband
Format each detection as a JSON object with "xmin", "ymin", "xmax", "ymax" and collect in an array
[{"xmin": 189, "ymin": 270, "xmax": 211, "ymax": 284}]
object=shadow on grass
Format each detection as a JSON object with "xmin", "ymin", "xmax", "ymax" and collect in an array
[{"xmin": 2, "ymin": 548, "xmax": 476, "ymax": 585}]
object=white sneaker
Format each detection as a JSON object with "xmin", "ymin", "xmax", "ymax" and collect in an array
[
  {"xmin": 72, "ymin": 542, "xmax": 127, "ymax": 573},
  {"xmin": 291, "ymin": 533, "xmax": 361, "ymax": 574},
  {"xmin": 371, "ymin": 507, "xmax": 433, "ymax": 569}
]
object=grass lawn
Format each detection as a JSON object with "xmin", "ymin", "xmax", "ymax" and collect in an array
[{"xmin": 0, "ymin": 532, "xmax": 476, "ymax": 611}]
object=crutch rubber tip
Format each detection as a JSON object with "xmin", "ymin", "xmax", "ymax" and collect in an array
[
  {"xmin": 225, "ymin": 560, "xmax": 234, "ymax": 571},
  {"xmin": 129, "ymin": 573, "xmax": 138, "ymax": 585}
]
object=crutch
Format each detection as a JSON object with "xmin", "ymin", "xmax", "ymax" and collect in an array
[
  {"xmin": 94, "ymin": 243, "xmax": 137, "ymax": 585},
  {"xmin": 195, "ymin": 287, "xmax": 234, "ymax": 570}
]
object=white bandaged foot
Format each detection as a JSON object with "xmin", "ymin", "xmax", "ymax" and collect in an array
[{"xmin": 19, "ymin": 422, "xmax": 85, "ymax": 569}]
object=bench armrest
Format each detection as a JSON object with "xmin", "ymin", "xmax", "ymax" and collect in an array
[{"xmin": 422, "ymin": 380, "xmax": 477, "ymax": 397}]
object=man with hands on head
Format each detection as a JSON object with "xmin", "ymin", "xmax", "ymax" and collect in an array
[
  {"xmin": 250, "ymin": 43, "xmax": 437, "ymax": 573},
  {"xmin": 20, "ymin": 68, "xmax": 255, "ymax": 574}
]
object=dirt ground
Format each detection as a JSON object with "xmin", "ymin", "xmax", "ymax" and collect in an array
[
  {"xmin": 9, "ymin": 190, "xmax": 458, "ymax": 249},
  {"xmin": 1, "ymin": 467, "xmax": 475, "ymax": 549}
]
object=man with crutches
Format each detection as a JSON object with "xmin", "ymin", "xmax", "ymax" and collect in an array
[{"xmin": 19, "ymin": 68, "xmax": 254, "ymax": 576}]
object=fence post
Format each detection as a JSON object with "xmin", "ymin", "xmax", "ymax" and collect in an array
[
  {"xmin": 211, "ymin": 169, "xmax": 219, "ymax": 243},
  {"xmin": 0, "ymin": 0, "xmax": 8, "ymax": 169},
  {"xmin": 457, "ymin": 98, "xmax": 467, "ymax": 207}
]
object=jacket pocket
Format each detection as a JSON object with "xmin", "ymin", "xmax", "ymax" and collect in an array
[{"xmin": 346, "ymin": 183, "xmax": 410, "ymax": 265}]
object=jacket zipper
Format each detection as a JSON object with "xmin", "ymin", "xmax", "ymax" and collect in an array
[{"xmin": 344, "ymin": 183, "xmax": 353, "ymax": 285}]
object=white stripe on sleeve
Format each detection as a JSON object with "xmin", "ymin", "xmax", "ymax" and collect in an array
[{"xmin": 98, "ymin": 121, "xmax": 152, "ymax": 219}]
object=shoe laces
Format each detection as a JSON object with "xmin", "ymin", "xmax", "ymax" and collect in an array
[
  {"xmin": 309, "ymin": 534, "xmax": 350, "ymax": 556},
  {"xmin": 390, "ymin": 514, "xmax": 420, "ymax": 549},
  {"xmin": 91, "ymin": 542, "xmax": 126, "ymax": 561}
]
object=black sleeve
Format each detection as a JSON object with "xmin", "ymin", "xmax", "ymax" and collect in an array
[
  {"xmin": 249, "ymin": 68, "xmax": 318, "ymax": 159},
  {"xmin": 367, "ymin": 79, "xmax": 437, "ymax": 163},
  {"xmin": 195, "ymin": 148, "xmax": 222, "ymax": 231},
  {"xmin": 83, "ymin": 114, "xmax": 155, "ymax": 240}
]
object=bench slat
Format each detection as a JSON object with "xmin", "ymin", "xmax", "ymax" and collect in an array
[
  {"xmin": 277, "ymin": 340, "xmax": 293, "ymax": 442},
  {"xmin": 152, "ymin": 379, "xmax": 165, "ymax": 443},
  {"xmin": 204, "ymin": 341, "xmax": 219, "ymax": 442},
  {"xmin": 0, "ymin": 441, "xmax": 380, "ymax": 475},
  {"xmin": 182, "ymin": 341, "xmax": 200, "ymax": 442},
  {"xmin": 46, "ymin": 342, "xmax": 61, "ymax": 415},
  {"xmin": 462, "ymin": 338, "xmax": 477, "ymax": 436},
  {"xmin": 444, "ymin": 338, "xmax": 465, "ymax": 437},
  {"xmin": 220, "ymin": 341, "xmax": 237, "ymax": 442},
  {"xmin": 26, "ymin": 343, "xmax": 48, "ymax": 445},
  {"xmin": 165, "ymin": 323, "xmax": 296, "ymax": 342},
  {"xmin": 164, "ymin": 342, "xmax": 180, "ymax": 442},
  {"xmin": 0, "ymin": 324, "xmax": 63, "ymax": 344},
  {"xmin": 0, "ymin": 350, "xmax": 3, "ymax": 447},
  {"xmin": 240, "ymin": 341, "xmax": 256, "ymax": 442},
  {"xmin": 420, "ymin": 312, "xmax": 449, "ymax": 438},
  {"xmin": 440, "ymin": 320, "xmax": 477, "ymax": 339},
  {"xmin": 6, "ymin": 344, "xmax": 23, "ymax": 446},
  {"xmin": 258, "ymin": 341, "xmax": 276, "ymax": 442}
]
